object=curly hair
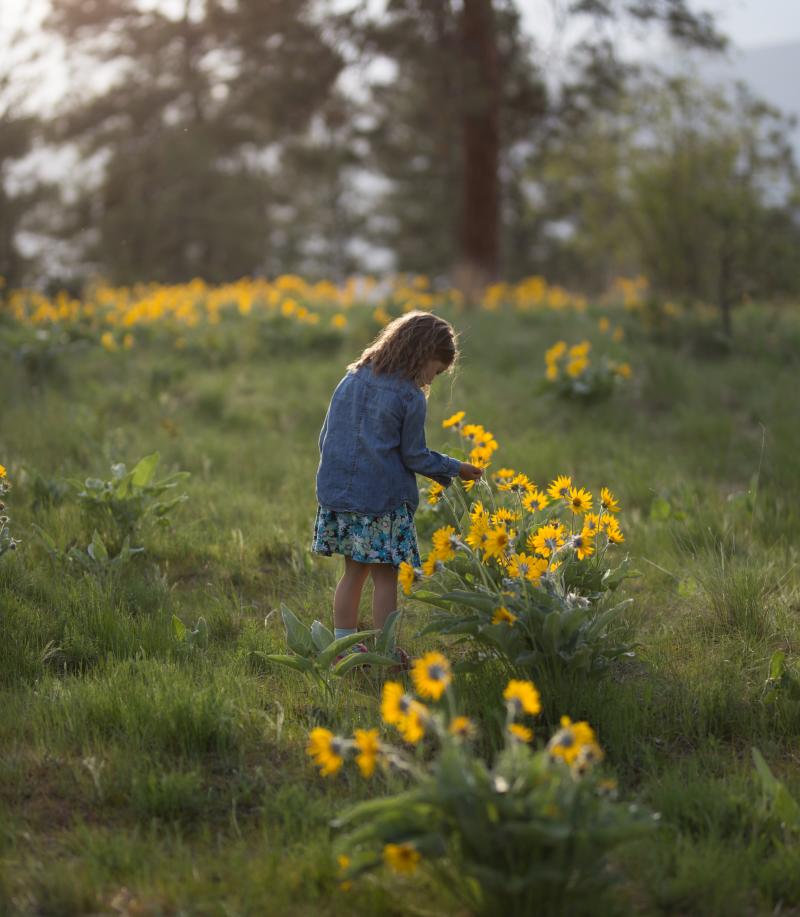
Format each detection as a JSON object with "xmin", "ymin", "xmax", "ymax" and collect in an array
[{"xmin": 348, "ymin": 311, "xmax": 458, "ymax": 384}]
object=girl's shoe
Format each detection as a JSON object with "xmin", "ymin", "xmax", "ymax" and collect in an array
[{"xmin": 333, "ymin": 642, "xmax": 369, "ymax": 667}]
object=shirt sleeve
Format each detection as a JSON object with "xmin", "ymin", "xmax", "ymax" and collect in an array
[
  {"xmin": 400, "ymin": 390, "xmax": 462, "ymax": 483},
  {"xmin": 318, "ymin": 409, "xmax": 329, "ymax": 454}
]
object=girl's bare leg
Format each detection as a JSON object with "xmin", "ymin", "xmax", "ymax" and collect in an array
[
  {"xmin": 333, "ymin": 556, "xmax": 371, "ymax": 630},
  {"xmin": 370, "ymin": 564, "xmax": 398, "ymax": 629}
]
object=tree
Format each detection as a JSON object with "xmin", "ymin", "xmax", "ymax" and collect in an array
[
  {"xmin": 630, "ymin": 79, "xmax": 800, "ymax": 334},
  {"xmin": 357, "ymin": 0, "xmax": 724, "ymax": 286},
  {"xmin": 44, "ymin": 0, "xmax": 348, "ymax": 283}
]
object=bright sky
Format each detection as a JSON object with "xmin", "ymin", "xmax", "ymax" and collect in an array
[{"xmin": 2, "ymin": 0, "xmax": 799, "ymax": 114}]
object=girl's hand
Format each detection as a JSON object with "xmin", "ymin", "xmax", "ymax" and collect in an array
[{"xmin": 458, "ymin": 462, "xmax": 484, "ymax": 481}]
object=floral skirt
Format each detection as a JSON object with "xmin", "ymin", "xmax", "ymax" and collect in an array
[{"xmin": 311, "ymin": 505, "xmax": 421, "ymax": 568}]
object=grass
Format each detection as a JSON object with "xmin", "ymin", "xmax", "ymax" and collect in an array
[{"xmin": 1, "ymin": 299, "xmax": 800, "ymax": 913}]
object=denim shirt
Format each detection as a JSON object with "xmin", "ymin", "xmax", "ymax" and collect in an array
[{"xmin": 316, "ymin": 364, "xmax": 462, "ymax": 515}]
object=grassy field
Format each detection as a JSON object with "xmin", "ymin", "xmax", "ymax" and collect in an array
[{"xmin": 1, "ymin": 293, "xmax": 800, "ymax": 915}]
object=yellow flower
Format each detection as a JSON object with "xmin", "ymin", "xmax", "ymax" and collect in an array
[
  {"xmin": 449, "ymin": 716, "xmax": 476, "ymax": 738},
  {"xmin": 567, "ymin": 487, "xmax": 593, "ymax": 514},
  {"xmin": 431, "ymin": 525, "xmax": 458, "ymax": 562},
  {"xmin": 528, "ymin": 523, "xmax": 565, "ymax": 558},
  {"xmin": 306, "ymin": 727, "xmax": 345, "ymax": 777},
  {"xmin": 383, "ymin": 843, "xmax": 421, "ymax": 875},
  {"xmin": 442, "ymin": 411, "xmax": 465, "ymax": 429},
  {"xmin": 411, "ymin": 652, "xmax": 451, "ymax": 701},
  {"xmin": 545, "ymin": 363, "xmax": 559, "ymax": 381},
  {"xmin": 491, "ymin": 508, "xmax": 519, "ymax": 529},
  {"xmin": 337, "ymin": 853, "xmax": 353, "ymax": 892},
  {"xmin": 398, "ymin": 561, "xmax": 420, "ymax": 595},
  {"xmin": 100, "ymin": 331, "xmax": 118, "ymax": 352},
  {"xmin": 571, "ymin": 531, "xmax": 595, "ymax": 560},
  {"xmin": 397, "ymin": 706, "xmax": 426, "ymax": 744},
  {"xmin": 427, "ymin": 482, "xmax": 445, "ymax": 505},
  {"xmin": 503, "ymin": 679, "xmax": 542, "ymax": 716},
  {"xmin": 600, "ymin": 487, "xmax": 620, "ymax": 514},
  {"xmin": 331, "ymin": 313, "xmax": 348, "ymax": 329},
  {"xmin": 509, "ymin": 473, "xmax": 533, "ymax": 495},
  {"xmin": 582, "ymin": 512, "xmax": 601, "ymax": 534},
  {"xmin": 492, "ymin": 605, "xmax": 518, "ymax": 625},
  {"xmin": 604, "ymin": 515, "xmax": 625, "ymax": 544},
  {"xmin": 569, "ymin": 340, "xmax": 591, "ymax": 358},
  {"xmin": 483, "ymin": 526, "xmax": 512, "ymax": 561},
  {"xmin": 494, "ymin": 468, "xmax": 517, "ymax": 487},
  {"xmin": 508, "ymin": 553, "xmax": 547, "ymax": 582},
  {"xmin": 566, "ymin": 357, "xmax": 588, "ymax": 377},
  {"xmin": 615, "ymin": 362, "xmax": 632, "ymax": 379},
  {"xmin": 545, "ymin": 340, "xmax": 567, "ymax": 363},
  {"xmin": 0, "ymin": 465, "xmax": 6, "ymax": 479},
  {"xmin": 547, "ymin": 475, "xmax": 572, "ymax": 501},
  {"xmin": 522, "ymin": 489, "xmax": 549, "ymax": 512},
  {"xmin": 354, "ymin": 728, "xmax": 381, "ymax": 778},
  {"xmin": 507, "ymin": 723, "xmax": 533, "ymax": 743},
  {"xmin": 381, "ymin": 681, "xmax": 410, "ymax": 725},
  {"xmin": 612, "ymin": 326, "xmax": 625, "ymax": 342},
  {"xmin": 547, "ymin": 716, "xmax": 599, "ymax": 766},
  {"xmin": 421, "ymin": 553, "xmax": 439, "ymax": 576},
  {"xmin": 598, "ymin": 317, "xmax": 610, "ymax": 332}
]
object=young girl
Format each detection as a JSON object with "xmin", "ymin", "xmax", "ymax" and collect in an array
[{"xmin": 312, "ymin": 311, "xmax": 483, "ymax": 653}]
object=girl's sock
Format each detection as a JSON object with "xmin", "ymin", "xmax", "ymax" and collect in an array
[{"xmin": 334, "ymin": 626, "xmax": 357, "ymax": 641}]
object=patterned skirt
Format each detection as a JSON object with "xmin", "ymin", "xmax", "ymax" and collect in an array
[{"xmin": 311, "ymin": 504, "xmax": 422, "ymax": 568}]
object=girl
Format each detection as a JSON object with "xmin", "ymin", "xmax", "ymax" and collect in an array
[{"xmin": 312, "ymin": 310, "xmax": 483, "ymax": 655}]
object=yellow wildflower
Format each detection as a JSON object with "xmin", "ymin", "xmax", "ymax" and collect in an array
[
  {"xmin": 566, "ymin": 356, "xmax": 588, "ymax": 377},
  {"xmin": 507, "ymin": 723, "xmax": 533, "ymax": 743},
  {"xmin": 600, "ymin": 487, "xmax": 620, "ymax": 513},
  {"xmin": 449, "ymin": 716, "xmax": 476, "ymax": 738},
  {"xmin": 491, "ymin": 508, "xmax": 519, "ymax": 529},
  {"xmin": 547, "ymin": 475, "xmax": 572, "ymax": 501},
  {"xmin": 354, "ymin": 728, "xmax": 381, "ymax": 778},
  {"xmin": 503, "ymin": 679, "xmax": 542, "ymax": 716},
  {"xmin": 547, "ymin": 716, "xmax": 599, "ymax": 767},
  {"xmin": 411, "ymin": 652, "xmax": 451, "ymax": 701},
  {"xmin": 522, "ymin": 489, "xmax": 549, "ymax": 512},
  {"xmin": 567, "ymin": 487, "xmax": 593, "ymax": 514},
  {"xmin": 398, "ymin": 561, "xmax": 420, "ymax": 595},
  {"xmin": 528, "ymin": 523, "xmax": 565, "ymax": 558},
  {"xmin": 383, "ymin": 843, "xmax": 421, "ymax": 875},
  {"xmin": 427, "ymin": 482, "xmax": 445, "ymax": 505},
  {"xmin": 431, "ymin": 525, "xmax": 458, "ymax": 562},
  {"xmin": 306, "ymin": 728, "xmax": 345, "ymax": 777},
  {"xmin": 0, "ymin": 465, "xmax": 6, "ymax": 479},
  {"xmin": 571, "ymin": 531, "xmax": 595, "ymax": 560},
  {"xmin": 421, "ymin": 553, "xmax": 439, "ymax": 576},
  {"xmin": 508, "ymin": 553, "xmax": 547, "ymax": 582},
  {"xmin": 442, "ymin": 411, "xmax": 465, "ymax": 429},
  {"xmin": 492, "ymin": 606, "xmax": 518, "ymax": 625},
  {"xmin": 337, "ymin": 853, "xmax": 353, "ymax": 892},
  {"xmin": 483, "ymin": 526, "xmax": 512, "ymax": 561},
  {"xmin": 604, "ymin": 515, "xmax": 625, "ymax": 544}
]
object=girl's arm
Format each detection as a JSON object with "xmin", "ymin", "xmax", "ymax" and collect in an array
[{"xmin": 399, "ymin": 390, "xmax": 462, "ymax": 484}]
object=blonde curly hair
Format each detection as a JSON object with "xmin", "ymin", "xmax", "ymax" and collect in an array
[{"xmin": 349, "ymin": 311, "xmax": 458, "ymax": 384}]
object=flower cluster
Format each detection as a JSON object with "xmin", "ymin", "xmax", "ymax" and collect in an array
[
  {"xmin": 405, "ymin": 416, "xmax": 625, "ymax": 598},
  {"xmin": 544, "ymin": 338, "xmax": 631, "ymax": 399},
  {"xmin": 306, "ymin": 653, "xmax": 622, "ymax": 898}
]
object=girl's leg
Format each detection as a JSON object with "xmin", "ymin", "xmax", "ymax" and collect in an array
[
  {"xmin": 370, "ymin": 564, "xmax": 398, "ymax": 630},
  {"xmin": 333, "ymin": 556, "xmax": 371, "ymax": 630}
]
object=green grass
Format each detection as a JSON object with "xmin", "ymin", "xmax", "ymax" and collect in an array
[{"xmin": 1, "ymin": 301, "xmax": 800, "ymax": 913}]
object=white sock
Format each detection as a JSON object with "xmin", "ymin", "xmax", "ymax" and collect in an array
[{"xmin": 334, "ymin": 626, "xmax": 357, "ymax": 641}]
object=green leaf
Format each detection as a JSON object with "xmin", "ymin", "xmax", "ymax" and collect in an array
[
  {"xmin": 769, "ymin": 651, "xmax": 786, "ymax": 681},
  {"xmin": 280, "ymin": 604, "xmax": 315, "ymax": 657},
  {"xmin": 438, "ymin": 590, "xmax": 498, "ymax": 612},
  {"xmin": 375, "ymin": 610, "xmax": 403, "ymax": 655},
  {"xmin": 172, "ymin": 615, "xmax": 187, "ymax": 642},
  {"xmin": 332, "ymin": 651, "xmax": 397, "ymax": 676},
  {"xmin": 130, "ymin": 452, "xmax": 161, "ymax": 488},
  {"xmin": 87, "ymin": 531, "xmax": 108, "ymax": 562},
  {"xmin": 311, "ymin": 620, "xmax": 335, "ymax": 652},
  {"xmin": 318, "ymin": 630, "xmax": 377, "ymax": 669},
  {"xmin": 256, "ymin": 653, "xmax": 315, "ymax": 674}
]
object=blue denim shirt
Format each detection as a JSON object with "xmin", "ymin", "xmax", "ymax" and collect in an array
[{"xmin": 316, "ymin": 364, "xmax": 462, "ymax": 515}]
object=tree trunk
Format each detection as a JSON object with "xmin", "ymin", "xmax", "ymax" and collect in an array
[{"xmin": 457, "ymin": 0, "xmax": 500, "ymax": 291}]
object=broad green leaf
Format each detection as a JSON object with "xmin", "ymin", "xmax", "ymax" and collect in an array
[
  {"xmin": 257, "ymin": 653, "xmax": 315, "ymax": 674},
  {"xmin": 172, "ymin": 615, "xmax": 187, "ymax": 641},
  {"xmin": 280, "ymin": 604, "xmax": 315, "ymax": 657},
  {"xmin": 375, "ymin": 610, "xmax": 402, "ymax": 655},
  {"xmin": 311, "ymin": 620, "xmax": 335, "ymax": 652},
  {"xmin": 649, "ymin": 496, "xmax": 671, "ymax": 521},
  {"xmin": 130, "ymin": 452, "xmax": 161, "ymax": 488},
  {"xmin": 769, "ymin": 651, "xmax": 786, "ymax": 681},
  {"xmin": 318, "ymin": 630, "xmax": 378, "ymax": 668},
  {"xmin": 88, "ymin": 531, "xmax": 108, "ymax": 562}
]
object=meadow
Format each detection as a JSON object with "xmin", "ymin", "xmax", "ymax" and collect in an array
[{"xmin": 1, "ymin": 277, "xmax": 800, "ymax": 916}]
